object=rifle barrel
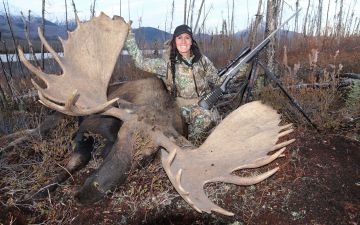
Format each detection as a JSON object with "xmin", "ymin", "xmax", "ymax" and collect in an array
[{"xmin": 221, "ymin": 8, "xmax": 302, "ymax": 80}]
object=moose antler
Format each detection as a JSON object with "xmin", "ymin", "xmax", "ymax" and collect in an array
[
  {"xmin": 18, "ymin": 13, "xmax": 128, "ymax": 116},
  {"xmin": 161, "ymin": 101, "xmax": 294, "ymax": 215},
  {"xmin": 19, "ymin": 13, "xmax": 295, "ymax": 216}
]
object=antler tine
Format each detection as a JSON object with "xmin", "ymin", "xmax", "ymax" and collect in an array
[
  {"xmin": 37, "ymin": 85, "xmax": 119, "ymax": 116},
  {"xmin": 233, "ymin": 147, "xmax": 287, "ymax": 171},
  {"xmin": 18, "ymin": 47, "xmax": 51, "ymax": 85},
  {"xmin": 211, "ymin": 167, "xmax": 279, "ymax": 186},
  {"xmin": 271, "ymin": 139, "xmax": 295, "ymax": 151},
  {"xmin": 162, "ymin": 148, "xmax": 190, "ymax": 195},
  {"xmin": 37, "ymin": 27, "xmax": 64, "ymax": 69},
  {"xmin": 212, "ymin": 207, "xmax": 235, "ymax": 217},
  {"xmin": 75, "ymin": 12, "xmax": 81, "ymax": 27},
  {"xmin": 278, "ymin": 129, "xmax": 294, "ymax": 138},
  {"xmin": 37, "ymin": 91, "xmax": 70, "ymax": 114},
  {"xmin": 280, "ymin": 123, "xmax": 293, "ymax": 131}
]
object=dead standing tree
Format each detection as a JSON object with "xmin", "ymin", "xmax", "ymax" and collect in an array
[
  {"xmin": 2, "ymin": 0, "xmax": 25, "ymax": 76},
  {"xmin": 41, "ymin": 0, "xmax": 45, "ymax": 69},
  {"xmin": 264, "ymin": 0, "xmax": 281, "ymax": 79},
  {"xmin": 316, "ymin": 0, "xmax": 323, "ymax": 36},
  {"xmin": 249, "ymin": 0, "xmax": 263, "ymax": 49},
  {"xmin": 303, "ymin": 0, "xmax": 311, "ymax": 36},
  {"xmin": 20, "ymin": 11, "xmax": 40, "ymax": 67},
  {"xmin": 65, "ymin": 0, "xmax": 69, "ymax": 31}
]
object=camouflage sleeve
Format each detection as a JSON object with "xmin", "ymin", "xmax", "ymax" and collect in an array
[
  {"xmin": 201, "ymin": 55, "xmax": 224, "ymax": 85},
  {"xmin": 124, "ymin": 30, "xmax": 168, "ymax": 78},
  {"xmin": 232, "ymin": 63, "xmax": 250, "ymax": 82}
]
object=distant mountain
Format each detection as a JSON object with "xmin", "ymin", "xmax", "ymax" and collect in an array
[
  {"xmin": 133, "ymin": 27, "xmax": 171, "ymax": 45},
  {"xmin": 0, "ymin": 13, "xmax": 299, "ymax": 51},
  {"xmin": 0, "ymin": 13, "xmax": 171, "ymax": 48},
  {"xmin": 234, "ymin": 23, "xmax": 299, "ymax": 40},
  {"xmin": 0, "ymin": 13, "xmax": 69, "ymax": 40}
]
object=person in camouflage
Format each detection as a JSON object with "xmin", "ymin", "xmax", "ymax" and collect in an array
[{"xmin": 124, "ymin": 24, "xmax": 235, "ymax": 142}]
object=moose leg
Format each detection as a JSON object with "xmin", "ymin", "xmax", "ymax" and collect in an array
[
  {"xmin": 74, "ymin": 123, "xmax": 134, "ymax": 204},
  {"xmin": 32, "ymin": 135, "xmax": 95, "ymax": 198},
  {"xmin": 34, "ymin": 116, "xmax": 122, "ymax": 198},
  {"xmin": 54, "ymin": 135, "xmax": 95, "ymax": 186}
]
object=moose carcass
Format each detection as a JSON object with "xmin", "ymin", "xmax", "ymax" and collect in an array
[{"xmin": 19, "ymin": 13, "xmax": 295, "ymax": 216}]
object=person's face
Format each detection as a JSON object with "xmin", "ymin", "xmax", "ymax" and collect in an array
[{"xmin": 175, "ymin": 33, "xmax": 192, "ymax": 58}]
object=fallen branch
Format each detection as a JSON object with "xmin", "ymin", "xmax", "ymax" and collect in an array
[
  {"xmin": 285, "ymin": 79, "xmax": 353, "ymax": 89},
  {"xmin": 340, "ymin": 73, "xmax": 360, "ymax": 80},
  {"xmin": 0, "ymin": 111, "xmax": 64, "ymax": 152}
]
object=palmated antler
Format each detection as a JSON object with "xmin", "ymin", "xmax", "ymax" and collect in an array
[
  {"xmin": 18, "ymin": 13, "xmax": 129, "ymax": 116},
  {"xmin": 18, "ymin": 13, "xmax": 295, "ymax": 216},
  {"xmin": 161, "ymin": 101, "xmax": 295, "ymax": 216}
]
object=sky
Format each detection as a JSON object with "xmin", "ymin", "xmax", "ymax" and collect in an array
[{"xmin": 4, "ymin": 0, "xmax": 360, "ymax": 33}]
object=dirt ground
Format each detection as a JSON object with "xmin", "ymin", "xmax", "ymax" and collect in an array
[{"xmin": 0, "ymin": 128, "xmax": 359, "ymax": 225}]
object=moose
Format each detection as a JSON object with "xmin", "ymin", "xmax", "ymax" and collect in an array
[{"xmin": 17, "ymin": 13, "xmax": 295, "ymax": 216}]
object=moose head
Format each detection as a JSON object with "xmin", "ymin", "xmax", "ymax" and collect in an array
[{"xmin": 18, "ymin": 13, "xmax": 294, "ymax": 216}]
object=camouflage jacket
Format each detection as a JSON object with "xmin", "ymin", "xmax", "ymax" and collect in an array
[{"xmin": 124, "ymin": 31, "xmax": 223, "ymax": 99}]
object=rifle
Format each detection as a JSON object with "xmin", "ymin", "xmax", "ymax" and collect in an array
[
  {"xmin": 217, "ymin": 47, "xmax": 251, "ymax": 77},
  {"xmin": 198, "ymin": 9, "xmax": 301, "ymax": 110}
]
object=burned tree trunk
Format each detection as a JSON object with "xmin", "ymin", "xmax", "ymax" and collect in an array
[
  {"xmin": 316, "ymin": 0, "xmax": 323, "ymax": 36},
  {"xmin": 249, "ymin": 0, "xmax": 263, "ymax": 49},
  {"xmin": 324, "ymin": 0, "xmax": 331, "ymax": 37},
  {"xmin": 41, "ymin": 0, "xmax": 46, "ymax": 69},
  {"xmin": 303, "ymin": 0, "xmax": 311, "ymax": 36},
  {"xmin": 65, "ymin": 0, "xmax": 69, "ymax": 31},
  {"xmin": 294, "ymin": 0, "xmax": 299, "ymax": 33},
  {"xmin": 264, "ymin": 0, "xmax": 281, "ymax": 76},
  {"xmin": 336, "ymin": 0, "xmax": 344, "ymax": 38}
]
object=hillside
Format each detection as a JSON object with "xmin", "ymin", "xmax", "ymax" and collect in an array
[{"xmin": 0, "ymin": 13, "xmax": 171, "ymax": 52}]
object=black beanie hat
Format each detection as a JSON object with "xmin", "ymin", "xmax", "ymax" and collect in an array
[{"xmin": 173, "ymin": 24, "xmax": 193, "ymax": 38}]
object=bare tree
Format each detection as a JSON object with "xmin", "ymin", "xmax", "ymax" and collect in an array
[
  {"xmin": 41, "ymin": 0, "xmax": 45, "ymax": 69},
  {"xmin": 336, "ymin": 0, "xmax": 344, "ymax": 37},
  {"xmin": 2, "ymin": 0, "xmax": 25, "ymax": 75},
  {"xmin": 184, "ymin": 0, "xmax": 187, "ymax": 24},
  {"xmin": 324, "ymin": 0, "xmax": 331, "ymax": 36},
  {"xmin": 249, "ymin": 0, "xmax": 263, "ymax": 49},
  {"xmin": 231, "ymin": 0, "xmax": 235, "ymax": 36},
  {"xmin": 0, "ymin": 37, "xmax": 14, "ymax": 101},
  {"xmin": 71, "ymin": 0, "xmax": 78, "ymax": 18},
  {"xmin": 354, "ymin": 17, "xmax": 360, "ymax": 34},
  {"xmin": 189, "ymin": 0, "xmax": 195, "ymax": 27},
  {"xmin": 119, "ymin": 0, "xmax": 122, "ymax": 17},
  {"xmin": 294, "ymin": 0, "xmax": 299, "ymax": 33},
  {"xmin": 227, "ymin": 0, "xmax": 230, "ymax": 35},
  {"xmin": 316, "ymin": 0, "xmax": 323, "ymax": 36},
  {"xmin": 265, "ymin": 0, "xmax": 281, "ymax": 73},
  {"xmin": 90, "ymin": 0, "xmax": 96, "ymax": 18},
  {"xmin": 65, "ymin": 0, "xmax": 69, "ymax": 31},
  {"xmin": 20, "ymin": 11, "xmax": 40, "ymax": 67},
  {"xmin": 0, "ymin": 82, "xmax": 6, "ymax": 109},
  {"xmin": 344, "ymin": 0, "xmax": 357, "ymax": 36},
  {"xmin": 193, "ymin": 0, "xmax": 205, "ymax": 34},
  {"xmin": 201, "ymin": 4, "xmax": 213, "ymax": 34},
  {"xmin": 127, "ymin": 0, "xmax": 130, "ymax": 21},
  {"xmin": 169, "ymin": 0, "xmax": 175, "ymax": 35},
  {"xmin": 221, "ymin": 19, "xmax": 228, "ymax": 36},
  {"xmin": 303, "ymin": 0, "xmax": 311, "ymax": 36}
]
